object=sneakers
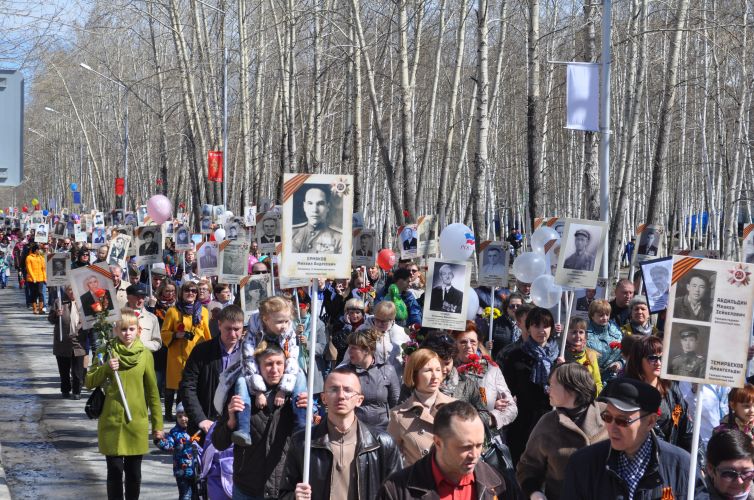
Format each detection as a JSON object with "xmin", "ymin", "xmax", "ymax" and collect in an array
[
  {"xmin": 231, "ymin": 430, "xmax": 252, "ymax": 447},
  {"xmin": 71, "ymin": 394, "xmax": 81, "ymax": 400}
]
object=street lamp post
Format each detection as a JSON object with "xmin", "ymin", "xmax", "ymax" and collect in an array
[{"xmin": 79, "ymin": 63, "xmax": 129, "ymax": 210}]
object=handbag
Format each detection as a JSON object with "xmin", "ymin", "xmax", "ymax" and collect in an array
[
  {"xmin": 481, "ymin": 427, "xmax": 524, "ymax": 500},
  {"xmin": 85, "ymin": 386, "xmax": 106, "ymax": 419}
]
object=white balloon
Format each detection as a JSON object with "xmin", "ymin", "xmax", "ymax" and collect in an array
[
  {"xmin": 439, "ymin": 223, "xmax": 475, "ymax": 261},
  {"xmin": 466, "ymin": 289, "xmax": 480, "ymax": 321},
  {"xmin": 511, "ymin": 251, "xmax": 547, "ymax": 283},
  {"xmin": 530, "ymin": 274, "xmax": 562, "ymax": 309},
  {"xmin": 225, "ymin": 210, "xmax": 234, "ymax": 218},
  {"xmin": 214, "ymin": 228, "xmax": 226, "ymax": 241},
  {"xmin": 531, "ymin": 226, "xmax": 560, "ymax": 254}
]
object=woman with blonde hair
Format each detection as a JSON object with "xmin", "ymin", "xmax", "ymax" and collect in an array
[
  {"xmin": 586, "ymin": 299, "xmax": 623, "ymax": 383},
  {"xmin": 387, "ymin": 348, "xmax": 455, "ymax": 465},
  {"xmin": 86, "ymin": 308, "xmax": 164, "ymax": 499}
]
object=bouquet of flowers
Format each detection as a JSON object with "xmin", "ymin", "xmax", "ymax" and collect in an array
[
  {"xmin": 400, "ymin": 323, "xmax": 424, "ymax": 361},
  {"xmin": 357, "ymin": 285, "xmax": 375, "ymax": 299},
  {"xmin": 91, "ymin": 289, "xmax": 114, "ymax": 350},
  {"xmin": 457, "ymin": 352, "xmax": 497, "ymax": 377},
  {"xmin": 482, "ymin": 307, "xmax": 502, "ymax": 320}
]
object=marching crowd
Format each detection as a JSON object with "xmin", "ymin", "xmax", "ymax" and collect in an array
[{"xmin": 3, "ymin": 224, "xmax": 754, "ymax": 500}]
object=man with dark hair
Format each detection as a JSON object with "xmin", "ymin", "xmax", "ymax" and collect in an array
[
  {"xmin": 669, "ymin": 327, "xmax": 706, "ymax": 377},
  {"xmin": 291, "ymin": 186, "xmax": 342, "ymax": 254},
  {"xmin": 355, "ymin": 233, "xmax": 374, "ymax": 256},
  {"xmin": 674, "ymin": 272, "xmax": 712, "ymax": 322},
  {"xmin": 564, "ymin": 229, "xmax": 595, "ymax": 271},
  {"xmin": 280, "ymin": 367, "xmax": 403, "ymax": 500},
  {"xmin": 377, "ymin": 401, "xmax": 506, "ymax": 499},
  {"xmin": 180, "ymin": 305, "xmax": 245, "ymax": 435},
  {"xmin": 562, "ymin": 378, "xmax": 705, "ymax": 499}
]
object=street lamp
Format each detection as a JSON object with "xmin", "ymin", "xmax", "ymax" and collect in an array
[{"xmin": 79, "ymin": 62, "xmax": 129, "ymax": 210}]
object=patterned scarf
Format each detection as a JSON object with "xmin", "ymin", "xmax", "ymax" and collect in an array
[
  {"xmin": 176, "ymin": 299, "xmax": 203, "ymax": 326},
  {"xmin": 522, "ymin": 338, "xmax": 558, "ymax": 387}
]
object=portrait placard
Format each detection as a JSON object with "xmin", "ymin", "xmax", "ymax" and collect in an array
[
  {"xmin": 662, "ymin": 256, "xmax": 754, "ymax": 387},
  {"xmin": 52, "ymin": 221, "xmax": 67, "ymax": 239},
  {"xmin": 632, "ymin": 223, "xmax": 664, "ymax": 265},
  {"xmin": 106, "ymin": 233, "xmax": 132, "ymax": 269},
  {"xmin": 352, "ymin": 228, "xmax": 377, "ymax": 268},
  {"xmin": 75, "ymin": 230, "xmax": 88, "ymax": 243},
  {"xmin": 244, "ymin": 206, "xmax": 257, "ymax": 227},
  {"xmin": 281, "ymin": 173, "xmax": 353, "ymax": 279},
  {"xmin": 397, "ymin": 224, "xmax": 419, "ymax": 260},
  {"xmin": 91, "ymin": 226, "xmax": 107, "ymax": 248},
  {"xmin": 219, "ymin": 240, "xmax": 248, "ymax": 284},
  {"xmin": 225, "ymin": 220, "xmax": 245, "ymax": 242},
  {"xmin": 639, "ymin": 257, "xmax": 672, "ymax": 313},
  {"xmin": 743, "ymin": 224, "xmax": 754, "ymax": 264},
  {"xmin": 196, "ymin": 241, "xmax": 219, "ymax": 277},
  {"xmin": 554, "ymin": 218, "xmax": 608, "ymax": 289},
  {"xmin": 94, "ymin": 212, "xmax": 105, "ymax": 227},
  {"xmin": 174, "ymin": 224, "xmax": 193, "ymax": 251},
  {"xmin": 47, "ymin": 252, "xmax": 71, "ymax": 287},
  {"xmin": 477, "ymin": 241, "xmax": 509, "ymax": 288},
  {"xmin": 257, "ymin": 212, "xmax": 281, "ymax": 254},
  {"xmin": 417, "ymin": 215, "xmax": 439, "ymax": 256},
  {"xmin": 422, "ymin": 258, "xmax": 471, "ymax": 331},
  {"xmin": 240, "ymin": 274, "xmax": 273, "ymax": 318},
  {"xmin": 135, "ymin": 226, "xmax": 163, "ymax": 266},
  {"xmin": 35, "ymin": 223, "xmax": 49, "ymax": 243},
  {"xmin": 70, "ymin": 264, "xmax": 121, "ymax": 329},
  {"xmin": 163, "ymin": 221, "xmax": 175, "ymax": 237},
  {"xmin": 200, "ymin": 216, "xmax": 212, "ymax": 234},
  {"xmin": 136, "ymin": 205, "xmax": 149, "ymax": 225}
]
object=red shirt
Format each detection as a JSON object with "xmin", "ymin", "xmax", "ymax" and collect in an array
[{"xmin": 431, "ymin": 455, "xmax": 476, "ymax": 500}]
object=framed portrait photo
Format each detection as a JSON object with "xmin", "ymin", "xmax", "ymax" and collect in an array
[
  {"xmin": 554, "ymin": 218, "xmax": 608, "ymax": 289},
  {"xmin": 421, "ymin": 258, "xmax": 471, "ymax": 331},
  {"xmin": 281, "ymin": 173, "xmax": 353, "ymax": 279},
  {"xmin": 639, "ymin": 256, "xmax": 672, "ymax": 313}
]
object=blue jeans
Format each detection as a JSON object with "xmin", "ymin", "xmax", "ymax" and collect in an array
[
  {"xmin": 234, "ymin": 371, "xmax": 309, "ymax": 434},
  {"xmin": 232, "ymin": 484, "xmax": 264, "ymax": 500},
  {"xmin": 176, "ymin": 476, "xmax": 195, "ymax": 500},
  {"xmin": 0, "ymin": 271, "xmax": 7, "ymax": 288}
]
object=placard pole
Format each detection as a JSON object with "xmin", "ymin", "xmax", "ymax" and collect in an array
[
  {"xmin": 559, "ymin": 291, "xmax": 575, "ymax": 358},
  {"xmin": 687, "ymin": 389, "xmax": 704, "ymax": 500},
  {"xmin": 302, "ymin": 278, "xmax": 318, "ymax": 484}
]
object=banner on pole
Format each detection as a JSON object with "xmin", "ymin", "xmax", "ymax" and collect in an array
[
  {"xmin": 565, "ymin": 63, "xmax": 600, "ymax": 132},
  {"xmin": 115, "ymin": 178, "xmax": 125, "ymax": 196},
  {"xmin": 73, "ymin": 191, "xmax": 81, "ymax": 204},
  {"xmin": 208, "ymin": 151, "xmax": 223, "ymax": 182}
]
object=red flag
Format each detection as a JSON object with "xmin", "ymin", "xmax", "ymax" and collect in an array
[
  {"xmin": 115, "ymin": 178, "xmax": 125, "ymax": 196},
  {"xmin": 208, "ymin": 151, "xmax": 223, "ymax": 182}
]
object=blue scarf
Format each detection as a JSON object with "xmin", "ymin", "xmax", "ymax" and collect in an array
[
  {"xmin": 522, "ymin": 338, "xmax": 558, "ymax": 387},
  {"xmin": 176, "ymin": 299, "xmax": 203, "ymax": 326}
]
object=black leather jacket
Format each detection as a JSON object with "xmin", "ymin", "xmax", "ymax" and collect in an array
[{"xmin": 279, "ymin": 419, "xmax": 404, "ymax": 500}]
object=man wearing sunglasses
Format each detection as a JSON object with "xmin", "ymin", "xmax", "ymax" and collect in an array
[{"xmin": 562, "ymin": 378, "xmax": 706, "ymax": 499}]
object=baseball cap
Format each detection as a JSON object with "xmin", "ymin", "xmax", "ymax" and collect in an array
[
  {"xmin": 151, "ymin": 263, "xmax": 167, "ymax": 276},
  {"xmin": 598, "ymin": 378, "xmax": 661, "ymax": 413},
  {"xmin": 126, "ymin": 283, "xmax": 149, "ymax": 297}
]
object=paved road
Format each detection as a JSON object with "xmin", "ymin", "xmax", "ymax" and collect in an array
[{"xmin": 0, "ymin": 285, "xmax": 176, "ymax": 499}]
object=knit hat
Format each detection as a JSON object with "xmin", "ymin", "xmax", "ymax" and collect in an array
[{"xmin": 175, "ymin": 402, "xmax": 185, "ymax": 414}]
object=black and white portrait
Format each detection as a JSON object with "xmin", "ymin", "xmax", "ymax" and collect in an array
[
  {"xmin": 213, "ymin": 205, "xmax": 225, "ymax": 222},
  {"xmin": 135, "ymin": 227, "xmax": 162, "ymax": 266},
  {"xmin": 198, "ymin": 242, "xmax": 218, "ymax": 273},
  {"xmin": 354, "ymin": 232, "xmax": 374, "ymax": 257},
  {"xmin": 124, "ymin": 212, "xmax": 137, "ymax": 226},
  {"xmin": 400, "ymin": 226, "xmax": 418, "ymax": 252},
  {"xmin": 137, "ymin": 205, "xmax": 148, "ymax": 225},
  {"xmin": 175, "ymin": 225, "xmax": 192, "ymax": 251},
  {"xmin": 200, "ymin": 216, "xmax": 212, "ymax": 234},
  {"xmin": 257, "ymin": 212, "xmax": 281, "ymax": 252},
  {"xmin": 34, "ymin": 223, "xmax": 49, "ymax": 243},
  {"xmin": 52, "ymin": 221, "xmax": 66, "ymax": 238},
  {"xmin": 637, "ymin": 229, "xmax": 659, "ymax": 257},
  {"xmin": 554, "ymin": 218, "xmax": 608, "ymax": 290},
  {"xmin": 47, "ymin": 252, "xmax": 71, "ymax": 287},
  {"xmin": 665, "ymin": 322, "xmax": 709, "ymax": 379},
  {"xmin": 201, "ymin": 204, "xmax": 213, "ymax": 218},
  {"xmin": 107, "ymin": 234, "xmax": 131, "ymax": 267},
  {"xmin": 673, "ymin": 270, "xmax": 715, "ymax": 323},
  {"xmin": 429, "ymin": 262, "xmax": 465, "ymax": 314},
  {"xmin": 563, "ymin": 229, "xmax": 597, "ymax": 271},
  {"xmin": 244, "ymin": 205, "xmax": 257, "ymax": 227},
  {"xmin": 242, "ymin": 274, "xmax": 272, "ymax": 316},
  {"xmin": 51, "ymin": 258, "xmax": 67, "ymax": 276},
  {"xmin": 640, "ymin": 257, "xmax": 672, "ymax": 313},
  {"xmin": 112, "ymin": 210, "xmax": 125, "ymax": 226},
  {"xmin": 94, "ymin": 212, "xmax": 104, "ymax": 227},
  {"xmin": 226, "ymin": 222, "xmax": 242, "ymax": 241},
  {"xmin": 219, "ymin": 241, "xmax": 247, "ymax": 284},
  {"xmin": 481, "ymin": 245, "xmax": 507, "ymax": 276},
  {"xmin": 138, "ymin": 229, "xmax": 159, "ymax": 256},
  {"xmin": 290, "ymin": 183, "xmax": 343, "ymax": 254}
]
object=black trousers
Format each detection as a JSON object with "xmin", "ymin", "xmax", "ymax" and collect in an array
[
  {"xmin": 105, "ymin": 455, "xmax": 143, "ymax": 500},
  {"xmin": 55, "ymin": 355, "xmax": 85, "ymax": 395}
]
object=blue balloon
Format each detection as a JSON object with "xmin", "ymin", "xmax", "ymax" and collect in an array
[
  {"xmin": 42, "ymin": 210, "xmax": 49, "ymax": 216},
  {"xmin": 70, "ymin": 183, "xmax": 78, "ymax": 191}
]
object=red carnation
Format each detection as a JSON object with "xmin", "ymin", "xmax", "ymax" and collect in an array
[
  {"xmin": 609, "ymin": 341, "xmax": 621, "ymax": 350},
  {"xmin": 402, "ymin": 210, "xmax": 410, "ymax": 218}
]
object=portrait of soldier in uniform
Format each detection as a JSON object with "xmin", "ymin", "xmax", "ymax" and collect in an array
[
  {"xmin": 563, "ymin": 229, "xmax": 596, "ymax": 271},
  {"xmin": 668, "ymin": 325, "xmax": 707, "ymax": 378},
  {"xmin": 290, "ymin": 186, "xmax": 342, "ymax": 254}
]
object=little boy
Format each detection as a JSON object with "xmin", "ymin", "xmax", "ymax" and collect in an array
[{"xmin": 157, "ymin": 403, "xmax": 201, "ymax": 500}]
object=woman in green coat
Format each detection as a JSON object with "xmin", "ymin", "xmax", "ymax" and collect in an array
[{"xmin": 86, "ymin": 308, "xmax": 164, "ymax": 500}]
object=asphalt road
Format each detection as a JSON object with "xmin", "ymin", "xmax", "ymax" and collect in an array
[{"xmin": 0, "ymin": 285, "xmax": 176, "ymax": 499}]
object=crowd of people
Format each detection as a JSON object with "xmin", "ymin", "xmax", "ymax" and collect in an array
[{"xmin": 3, "ymin": 223, "xmax": 754, "ymax": 500}]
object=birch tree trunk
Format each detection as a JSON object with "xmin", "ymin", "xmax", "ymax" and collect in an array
[
  {"xmin": 471, "ymin": 0, "xmax": 490, "ymax": 240},
  {"xmin": 526, "ymin": 0, "xmax": 542, "ymax": 226}
]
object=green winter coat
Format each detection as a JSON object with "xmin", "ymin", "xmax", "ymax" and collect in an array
[{"xmin": 85, "ymin": 338, "xmax": 163, "ymax": 456}]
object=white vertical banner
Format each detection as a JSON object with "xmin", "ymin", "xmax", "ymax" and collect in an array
[{"xmin": 566, "ymin": 63, "xmax": 600, "ymax": 132}]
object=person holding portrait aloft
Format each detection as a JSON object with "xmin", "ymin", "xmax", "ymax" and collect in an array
[{"xmin": 674, "ymin": 272, "xmax": 712, "ymax": 322}]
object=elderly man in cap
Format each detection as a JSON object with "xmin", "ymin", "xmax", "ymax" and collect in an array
[
  {"xmin": 126, "ymin": 283, "xmax": 162, "ymax": 352},
  {"xmin": 670, "ymin": 327, "xmax": 706, "ymax": 378},
  {"xmin": 561, "ymin": 378, "xmax": 707, "ymax": 499},
  {"xmin": 564, "ymin": 229, "xmax": 595, "ymax": 271}
]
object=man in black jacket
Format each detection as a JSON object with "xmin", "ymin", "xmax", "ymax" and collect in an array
[
  {"xmin": 377, "ymin": 401, "xmax": 506, "ymax": 500},
  {"xmin": 279, "ymin": 366, "xmax": 403, "ymax": 500},
  {"xmin": 179, "ymin": 305, "xmax": 244, "ymax": 435},
  {"xmin": 213, "ymin": 342, "xmax": 308, "ymax": 499},
  {"xmin": 561, "ymin": 378, "xmax": 708, "ymax": 499}
]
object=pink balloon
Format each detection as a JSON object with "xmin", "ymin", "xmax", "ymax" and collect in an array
[{"xmin": 146, "ymin": 194, "xmax": 173, "ymax": 225}]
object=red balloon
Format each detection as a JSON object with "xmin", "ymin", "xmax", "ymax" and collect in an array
[
  {"xmin": 22, "ymin": 205, "xmax": 28, "ymax": 213},
  {"xmin": 377, "ymin": 249, "xmax": 396, "ymax": 271}
]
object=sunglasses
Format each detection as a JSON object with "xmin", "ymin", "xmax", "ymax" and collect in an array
[
  {"xmin": 716, "ymin": 468, "xmax": 754, "ymax": 482},
  {"xmin": 508, "ymin": 304, "xmax": 521, "ymax": 310},
  {"xmin": 600, "ymin": 411, "xmax": 652, "ymax": 427},
  {"xmin": 184, "ymin": 289, "xmax": 198, "ymax": 294},
  {"xmin": 646, "ymin": 354, "xmax": 663, "ymax": 363},
  {"xmin": 252, "ymin": 270, "xmax": 268, "ymax": 275}
]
